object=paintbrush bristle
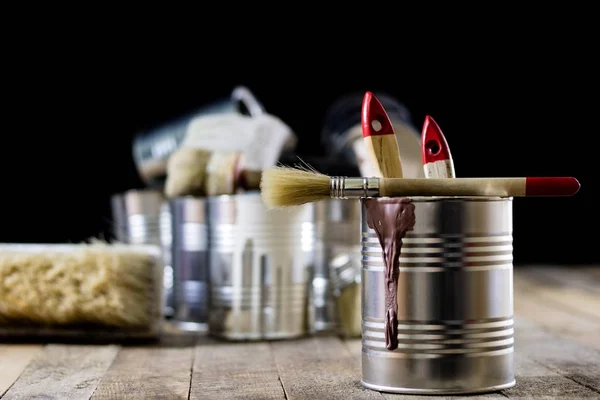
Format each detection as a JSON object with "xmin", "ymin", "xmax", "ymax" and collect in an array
[{"xmin": 260, "ymin": 166, "xmax": 331, "ymax": 208}]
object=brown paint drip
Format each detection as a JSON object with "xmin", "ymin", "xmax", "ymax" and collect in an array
[{"xmin": 363, "ymin": 197, "xmax": 415, "ymax": 350}]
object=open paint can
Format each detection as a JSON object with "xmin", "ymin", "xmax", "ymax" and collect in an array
[
  {"xmin": 207, "ymin": 192, "xmax": 314, "ymax": 340},
  {"xmin": 360, "ymin": 196, "xmax": 515, "ymax": 394}
]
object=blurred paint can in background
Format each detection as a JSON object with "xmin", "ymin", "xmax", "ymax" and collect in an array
[
  {"xmin": 169, "ymin": 197, "xmax": 209, "ymax": 332},
  {"xmin": 110, "ymin": 189, "xmax": 173, "ymax": 317},
  {"xmin": 207, "ymin": 193, "xmax": 314, "ymax": 340}
]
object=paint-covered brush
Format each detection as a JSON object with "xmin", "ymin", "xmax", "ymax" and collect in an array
[
  {"xmin": 361, "ymin": 92, "xmax": 404, "ymax": 178},
  {"xmin": 422, "ymin": 115, "xmax": 456, "ymax": 179},
  {"xmin": 259, "ymin": 166, "xmax": 580, "ymax": 208}
]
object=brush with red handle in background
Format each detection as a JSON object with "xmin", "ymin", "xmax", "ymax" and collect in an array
[
  {"xmin": 361, "ymin": 91, "xmax": 404, "ymax": 178},
  {"xmin": 422, "ymin": 115, "xmax": 456, "ymax": 179}
]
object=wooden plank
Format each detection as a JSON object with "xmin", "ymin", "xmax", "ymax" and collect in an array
[
  {"xmin": 515, "ymin": 267, "xmax": 600, "ymax": 320},
  {"xmin": 190, "ymin": 342, "xmax": 284, "ymax": 400},
  {"xmin": 91, "ymin": 346, "xmax": 194, "ymax": 400},
  {"xmin": 2, "ymin": 344, "xmax": 119, "ymax": 400},
  {"xmin": 512, "ymin": 316, "xmax": 600, "ymax": 395},
  {"xmin": 0, "ymin": 345, "xmax": 43, "ymax": 396},
  {"xmin": 513, "ymin": 276, "xmax": 600, "ymax": 349},
  {"xmin": 343, "ymin": 340, "xmax": 504, "ymax": 399},
  {"xmin": 272, "ymin": 337, "xmax": 383, "ymax": 399},
  {"xmin": 531, "ymin": 266, "xmax": 600, "ymax": 293},
  {"xmin": 502, "ymin": 345, "xmax": 598, "ymax": 398}
]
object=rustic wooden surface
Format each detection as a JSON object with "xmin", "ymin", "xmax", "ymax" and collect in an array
[{"xmin": 1, "ymin": 266, "xmax": 599, "ymax": 399}]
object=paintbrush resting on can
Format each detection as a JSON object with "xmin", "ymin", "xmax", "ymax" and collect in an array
[
  {"xmin": 259, "ymin": 166, "xmax": 580, "ymax": 208},
  {"xmin": 422, "ymin": 115, "xmax": 456, "ymax": 179}
]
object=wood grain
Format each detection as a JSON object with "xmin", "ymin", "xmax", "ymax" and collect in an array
[
  {"xmin": 0, "ymin": 344, "xmax": 43, "ymax": 396},
  {"xmin": 514, "ymin": 316, "xmax": 600, "ymax": 395},
  {"xmin": 272, "ymin": 337, "xmax": 382, "ymax": 400},
  {"xmin": 191, "ymin": 342, "xmax": 284, "ymax": 400},
  {"xmin": 502, "ymin": 349, "xmax": 599, "ymax": 398},
  {"xmin": 516, "ymin": 267, "xmax": 600, "ymax": 321},
  {"xmin": 2, "ymin": 344, "xmax": 119, "ymax": 400},
  {"xmin": 91, "ymin": 346, "xmax": 194, "ymax": 399},
  {"xmin": 363, "ymin": 135, "xmax": 404, "ymax": 179},
  {"xmin": 513, "ymin": 274, "xmax": 600, "ymax": 349}
]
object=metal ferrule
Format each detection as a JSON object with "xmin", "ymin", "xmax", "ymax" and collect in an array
[{"xmin": 330, "ymin": 177, "xmax": 379, "ymax": 199}]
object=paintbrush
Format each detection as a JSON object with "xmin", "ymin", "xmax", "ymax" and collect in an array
[
  {"xmin": 0, "ymin": 242, "xmax": 163, "ymax": 336},
  {"xmin": 259, "ymin": 166, "xmax": 580, "ymax": 208},
  {"xmin": 422, "ymin": 115, "xmax": 456, "ymax": 179},
  {"xmin": 361, "ymin": 92, "xmax": 404, "ymax": 178},
  {"xmin": 164, "ymin": 147, "xmax": 262, "ymax": 198}
]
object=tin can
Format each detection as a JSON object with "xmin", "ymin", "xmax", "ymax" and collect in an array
[
  {"xmin": 110, "ymin": 189, "xmax": 173, "ymax": 318},
  {"xmin": 207, "ymin": 192, "xmax": 314, "ymax": 340},
  {"xmin": 361, "ymin": 196, "xmax": 515, "ymax": 394},
  {"xmin": 169, "ymin": 197, "xmax": 209, "ymax": 331},
  {"xmin": 311, "ymin": 199, "xmax": 362, "ymax": 336},
  {"xmin": 110, "ymin": 189, "xmax": 164, "ymax": 244}
]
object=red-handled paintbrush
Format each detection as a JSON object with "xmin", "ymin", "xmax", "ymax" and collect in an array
[
  {"xmin": 422, "ymin": 115, "xmax": 456, "ymax": 179},
  {"xmin": 361, "ymin": 91, "xmax": 404, "ymax": 178},
  {"xmin": 259, "ymin": 167, "xmax": 581, "ymax": 208}
]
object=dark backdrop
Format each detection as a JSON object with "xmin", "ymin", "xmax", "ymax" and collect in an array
[{"xmin": 1, "ymin": 32, "xmax": 597, "ymax": 266}]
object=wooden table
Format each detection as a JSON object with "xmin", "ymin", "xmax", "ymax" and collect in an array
[{"xmin": 1, "ymin": 266, "xmax": 599, "ymax": 399}]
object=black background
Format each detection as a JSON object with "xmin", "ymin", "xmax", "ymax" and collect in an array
[{"xmin": 1, "ymin": 20, "xmax": 597, "ymax": 266}]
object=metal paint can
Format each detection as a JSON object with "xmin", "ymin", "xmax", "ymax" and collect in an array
[
  {"xmin": 207, "ymin": 192, "xmax": 314, "ymax": 340},
  {"xmin": 311, "ymin": 199, "xmax": 362, "ymax": 337},
  {"xmin": 169, "ymin": 197, "xmax": 209, "ymax": 331},
  {"xmin": 361, "ymin": 197, "xmax": 515, "ymax": 394},
  {"xmin": 110, "ymin": 189, "xmax": 173, "ymax": 318}
]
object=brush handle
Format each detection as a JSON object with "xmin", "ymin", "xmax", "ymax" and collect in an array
[
  {"xmin": 362, "ymin": 92, "xmax": 404, "ymax": 178},
  {"xmin": 378, "ymin": 177, "xmax": 580, "ymax": 197},
  {"xmin": 422, "ymin": 115, "xmax": 455, "ymax": 179},
  {"xmin": 363, "ymin": 135, "xmax": 404, "ymax": 178},
  {"xmin": 239, "ymin": 169, "xmax": 262, "ymax": 190},
  {"xmin": 424, "ymin": 160, "xmax": 455, "ymax": 179}
]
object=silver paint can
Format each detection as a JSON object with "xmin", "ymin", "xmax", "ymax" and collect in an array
[
  {"xmin": 169, "ymin": 197, "xmax": 209, "ymax": 331},
  {"xmin": 361, "ymin": 196, "xmax": 515, "ymax": 394},
  {"xmin": 311, "ymin": 199, "xmax": 362, "ymax": 337},
  {"xmin": 110, "ymin": 189, "xmax": 173, "ymax": 318},
  {"xmin": 207, "ymin": 192, "xmax": 314, "ymax": 340},
  {"xmin": 110, "ymin": 189, "xmax": 164, "ymax": 245}
]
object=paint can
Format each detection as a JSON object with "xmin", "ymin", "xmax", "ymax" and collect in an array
[
  {"xmin": 360, "ymin": 196, "xmax": 515, "ymax": 394},
  {"xmin": 110, "ymin": 189, "xmax": 173, "ymax": 318},
  {"xmin": 169, "ymin": 197, "xmax": 209, "ymax": 331},
  {"xmin": 311, "ymin": 199, "xmax": 362, "ymax": 337},
  {"xmin": 207, "ymin": 192, "xmax": 314, "ymax": 340}
]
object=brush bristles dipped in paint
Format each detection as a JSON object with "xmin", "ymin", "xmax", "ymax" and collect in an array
[
  {"xmin": 422, "ymin": 115, "xmax": 456, "ymax": 179},
  {"xmin": 259, "ymin": 166, "xmax": 580, "ymax": 208},
  {"xmin": 361, "ymin": 91, "xmax": 404, "ymax": 178}
]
